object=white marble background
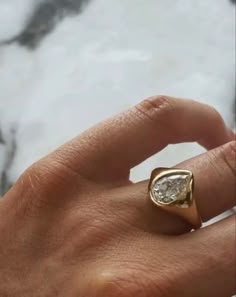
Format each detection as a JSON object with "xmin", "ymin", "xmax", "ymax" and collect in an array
[{"xmin": 0, "ymin": 0, "xmax": 235, "ymax": 187}]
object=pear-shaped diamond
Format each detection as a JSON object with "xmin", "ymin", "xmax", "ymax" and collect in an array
[{"xmin": 152, "ymin": 174, "xmax": 190, "ymax": 205}]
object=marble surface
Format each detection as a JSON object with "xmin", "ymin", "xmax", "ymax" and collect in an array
[{"xmin": 0, "ymin": 0, "xmax": 235, "ymax": 197}]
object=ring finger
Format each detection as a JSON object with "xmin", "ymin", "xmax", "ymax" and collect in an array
[{"xmin": 114, "ymin": 140, "xmax": 236, "ymax": 235}]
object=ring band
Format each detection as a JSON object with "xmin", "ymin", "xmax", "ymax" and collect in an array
[{"xmin": 148, "ymin": 167, "xmax": 202, "ymax": 229}]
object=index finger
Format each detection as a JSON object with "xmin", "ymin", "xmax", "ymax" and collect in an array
[{"xmin": 51, "ymin": 96, "xmax": 233, "ymax": 183}]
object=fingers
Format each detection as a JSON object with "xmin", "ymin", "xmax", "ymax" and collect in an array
[
  {"xmin": 174, "ymin": 215, "xmax": 236, "ymax": 297},
  {"xmin": 46, "ymin": 96, "xmax": 233, "ymax": 183},
  {"xmin": 132, "ymin": 215, "xmax": 235, "ymax": 297},
  {"xmin": 126, "ymin": 141, "xmax": 236, "ymax": 235},
  {"xmin": 89, "ymin": 215, "xmax": 235, "ymax": 297}
]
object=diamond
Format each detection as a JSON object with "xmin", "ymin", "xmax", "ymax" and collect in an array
[{"xmin": 152, "ymin": 174, "xmax": 190, "ymax": 205}]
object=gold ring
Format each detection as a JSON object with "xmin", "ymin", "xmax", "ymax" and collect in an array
[{"xmin": 148, "ymin": 168, "xmax": 202, "ymax": 229}]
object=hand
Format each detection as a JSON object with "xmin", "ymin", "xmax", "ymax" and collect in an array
[{"xmin": 0, "ymin": 96, "xmax": 235, "ymax": 297}]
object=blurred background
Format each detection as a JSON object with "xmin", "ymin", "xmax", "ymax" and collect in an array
[{"xmin": 0, "ymin": 0, "xmax": 235, "ymax": 197}]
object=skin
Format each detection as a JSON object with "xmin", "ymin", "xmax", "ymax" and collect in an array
[{"xmin": 0, "ymin": 96, "xmax": 235, "ymax": 297}]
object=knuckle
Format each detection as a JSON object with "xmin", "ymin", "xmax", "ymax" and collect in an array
[
  {"xmin": 91, "ymin": 266, "xmax": 170, "ymax": 297},
  {"xmin": 15, "ymin": 162, "xmax": 53, "ymax": 213},
  {"xmin": 22, "ymin": 162, "xmax": 46, "ymax": 190},
  {"xmin": 134, "ymin": 95, "xmax": 175, "ymax": 123},
  {"xmin": 15, "ymin": 158, "xmax": 81, "ymax": 214},
  {"xmin": 222, "ymin": 141, "xmax": 236, "ymax": 177},
  {"xmin": 218, "ymin": 141, "xmax": 236, "ymax": 178},
  {"xmin": 207, "ymin": 105, "xmax": 225, "ymax": 127}
]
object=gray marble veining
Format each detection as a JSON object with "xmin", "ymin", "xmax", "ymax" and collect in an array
[
  {"xmin": 0, "ymin": 127, "xmax": 17, "ymax": 196},
  {"xmin": 0, "ymin": 0, "xmax": 90, "ymax": 49}
]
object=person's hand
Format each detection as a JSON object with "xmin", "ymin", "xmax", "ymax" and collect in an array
[{"xmin": 0, "ymin": 96, "xmax": 235, "ymax": 297}]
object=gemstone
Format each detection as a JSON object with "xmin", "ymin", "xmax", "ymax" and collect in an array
[{"xmin": 152, "ymin": 174, "xmax": 190, "ymax": 205}]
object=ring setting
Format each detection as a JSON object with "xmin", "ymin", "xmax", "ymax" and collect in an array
[{"xmin": 149, "ymin": 168, "xmax": 202, "ymax": 229}]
